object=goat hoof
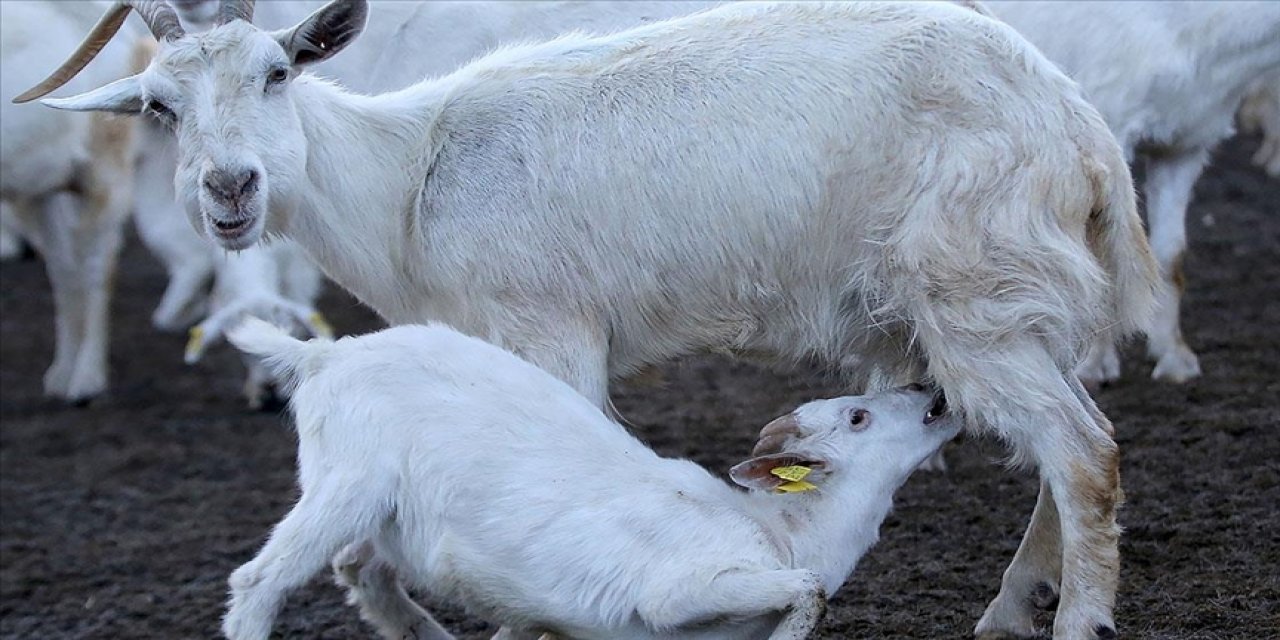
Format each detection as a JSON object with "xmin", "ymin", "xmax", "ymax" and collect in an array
[
  {"xmin": 1029, "ymin": 582, "xmax": 1058, "ymax": 611},
  {"xmin": 1151, "ymin": 347, "xmax": 1200, "ymax": 383}
]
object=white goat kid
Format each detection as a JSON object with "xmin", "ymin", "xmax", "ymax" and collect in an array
[
  {"xmin": 132, "ymin": 112, "xmax": 216, "ymax": 331},
  {"xmin": 989, "ymin": 1, "xmax": 1280, "ymax": 384},
  {"xmin": 0, "ymin": 0, "xmax": 157, "ymax": 403},
  {"xmin": 224, "ymin": 319, "xmax": 960, "ymax": 640},
  {"xmin": 1238, "ymin": 71, "xmax": 1280, "ymax": 177},
  {"xmin": 21, "ymin": 2, "xmax": 1160, "ymax": 638},
  {"xmin": 183, "ymin": 240, "xmax": 331, "ymax": 409},
  {"xmin": 0, "ymin": 202, "xmax": 28, "ymax": 261}
]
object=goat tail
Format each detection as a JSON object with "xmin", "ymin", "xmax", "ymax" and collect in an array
[
  {"xmin": 1085, "ymin": 151, "xmax": 1159, "ymax": 340},
  {"xmin": 227, "ymin": 317, "xmax": 331, "ymax": 391}
]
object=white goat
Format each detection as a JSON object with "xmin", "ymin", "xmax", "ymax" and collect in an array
[
  {"xmin": 988, "ymin": 1, "xmax": 1280, "ymax": 384},
  {"xmin": 0, "ymin": 1, "xmax": 157, "ymax": 403},
  {"xmin": 21, "ymin": 1, "xmax": 1159, "ymax": 637},
  {"xmin": 223, "ymin": 319, "xmax": 959, "ymax": 640}
]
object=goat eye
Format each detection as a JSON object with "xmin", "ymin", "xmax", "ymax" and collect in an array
[
  {"xmin": 146, "ymin": 99, "xmax": 174, "ymax": 121},
  {"xmin": 849, "ymin": 409, "xmax": 868, "ymax": 428},
  {"xmin": 266, "ymin": 68, "xmax": 289, "ymax": 85}
]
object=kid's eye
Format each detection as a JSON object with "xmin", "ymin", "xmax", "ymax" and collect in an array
[{"xmin": 850, "ymin": 409, "xmax": 868, "ymax": 427}]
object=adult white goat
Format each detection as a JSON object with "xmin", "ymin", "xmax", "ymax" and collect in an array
[
  {"xmin": 223, "ymin": 319, "xmax": 960, "ymax": 640},
  {"xmin": 18, "ymin": 1, "xmax": 1159, "ymax": 638},
  {"xmin": 0, "ymin": 0, "xmax": 157, "ymax": 403},
  {"xmin": 988, "ymin": 1, "xmax": 1280, "ymax": 384}
]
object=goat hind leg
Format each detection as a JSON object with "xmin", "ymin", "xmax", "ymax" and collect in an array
[
  {"xmin": 224, "ymin": 479, "xmax": 388, "ymax": 640},
  {"xmin": 975, "ymin": 478, "xmax": 1063, "ymax": 639},
  {"xmin": 1144, "ymin": 149, "xmax": 1208, "ymax": 383},
  {"xmin": 976, "ymin": 377, "xmax": 1119, "ymax": 640},
  {"xmin": 332, "ymin": 541, "xmax": 455, "ymax": 640}
]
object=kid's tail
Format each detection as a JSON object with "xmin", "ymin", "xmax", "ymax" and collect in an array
[{"xmin": 227, "ymin": 317, "xmax": 331, "ymax": 391}]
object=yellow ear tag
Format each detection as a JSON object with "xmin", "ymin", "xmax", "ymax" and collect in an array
[
  {"xmin": 309, "ymin": 312, "xmax": 334, "ymax": 339},
  {"xmin": 776, "ymin": 480, "xmax": 818, "ymax": 493},
  {"xmin": 771, "ymin": 465, "xmax": 817, "ymax": 493},
  {"xmin": 185, "ymin": 326, "xmax": 205, "ymax": 360}
]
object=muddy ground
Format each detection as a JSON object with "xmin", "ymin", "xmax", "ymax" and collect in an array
[{"xmin": 2, "ymin": 136, "xmax": 1277, "ymax": 639}]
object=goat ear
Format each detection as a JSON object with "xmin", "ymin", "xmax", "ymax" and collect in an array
[
  {"xmin": 729, "ymin": 453, "xmax": 815, "ymax": 491},
  {"xmin": 276, "ymin": 0, "xmax": 368, "ymax": 68},
  {"xmin": 37, "ymin": 76, "xmax": 143, "ymax": 113}
]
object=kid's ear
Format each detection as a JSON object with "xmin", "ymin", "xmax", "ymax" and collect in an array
[{"xmin": 730, "ymin": 453, "xmax": 824, "ymax": 491}]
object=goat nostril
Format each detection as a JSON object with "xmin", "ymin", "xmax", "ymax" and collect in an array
[
  {"xmin": 238, "ymin": 169, "xmax": 258, "ymax": 196},
  {"xmin": 906, "ymin": 383, "xmax": 925, "ymax": 392}
]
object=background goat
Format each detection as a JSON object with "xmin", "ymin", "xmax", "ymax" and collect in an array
[{"xmin": 989, "ymin": 1, "xmax": 1280, "ymax": 384}]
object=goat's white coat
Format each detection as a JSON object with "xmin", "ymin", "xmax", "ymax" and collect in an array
[
  {"xmin": 223, "ymin": 320, "xmax": 958, "ymax": 640},
  {"xmin": 989, "ymin": 1, "xmax": 1280, "ymax": 384},
  {"xmin": 0, "ymin": 0, "xmax": 142, "ymax": 401},
  {"xmin": 38, "ymin": 2, "xmax": 1160, "ymax": 637}
]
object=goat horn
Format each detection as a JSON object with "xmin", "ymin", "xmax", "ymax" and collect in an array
[
  {"xmin": 131, "ymin": 0, "xmax": 186, "ymax": 42},
  {"xmin": 751, "ymin": 414, "xmax": 801, "ymax": 457},
  {"xmin": 11, "ymin": 0, "xmax": 183, "ymax": 105},
  {"xmin": 217, "ymin": 0, "xmax": 256, "ymax": 25}
]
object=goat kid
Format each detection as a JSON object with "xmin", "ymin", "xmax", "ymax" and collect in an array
[{"xmin": 224, "ymin": 319, "xmax": 958, "ymax": 640}]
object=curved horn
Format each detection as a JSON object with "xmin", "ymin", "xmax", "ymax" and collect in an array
[
  {"xmin": 130, "ymin": 0, "xmax": 186, "ymax": 42},
  {"xmin": 217, "ymin": 0, "xmax": 256, "ymax": 25},
  {"xmin": 11, "ymin": 0, "xmax": 183, "ymax": 105}
]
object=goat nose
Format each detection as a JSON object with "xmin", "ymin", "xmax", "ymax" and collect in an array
[
  {"xmin": 203, "ymin": 167, "xmax": 258, "ymax": 204},
  {"xmin": 904, "ymin": 383, "xmax": 925, "ymax": 392}
]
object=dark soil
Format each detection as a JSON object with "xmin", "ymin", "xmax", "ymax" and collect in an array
[{"xmin": 2, "ymin": 136, "xmax": 1277, "ymax": 639}]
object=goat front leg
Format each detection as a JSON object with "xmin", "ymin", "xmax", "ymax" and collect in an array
[
  {"xmin": 1143, "ymin": 149, "xmax": 1208, "ymax": 383},
  {"xmin": 23, "ymin": 192, "xmax": 111, "ymax": 401},
  {"xmin": 332, "ymin": 541, "xmax": 455, "ymax": 640}
]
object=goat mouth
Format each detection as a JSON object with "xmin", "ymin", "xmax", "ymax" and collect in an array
[{"xmin": 210, "ymin": 216, "xmax": 254, "ymax": 237}]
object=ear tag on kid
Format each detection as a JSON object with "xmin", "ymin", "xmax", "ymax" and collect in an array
[
  {"xmin": 185, "ymin": 326, "xmax": 206, "ymax": 362},
  {"xmin": 309, "ymin": 312, "xmax": 334, "ymax": 339},
  {"xmin": 771, "ymin": 465, "xmax": 817, "ymax": 493}
]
